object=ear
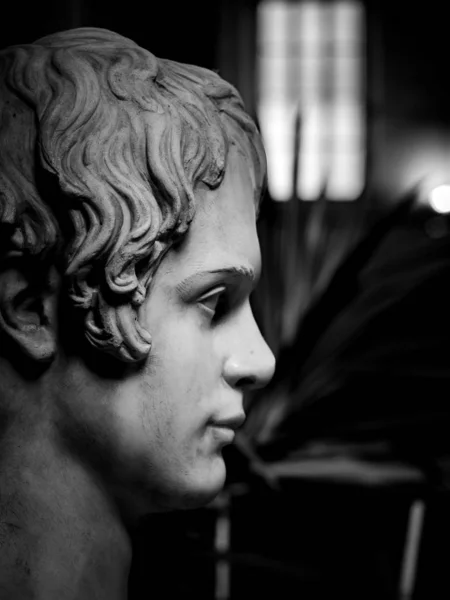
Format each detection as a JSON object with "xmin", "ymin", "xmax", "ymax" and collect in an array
[{"xmin": 0, "ymin": 263, "xmax": 59, "ymax": 363}]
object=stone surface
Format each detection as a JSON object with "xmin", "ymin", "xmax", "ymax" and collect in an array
[{"xmin": 0, "ymin": 27, "xmax": 274, "ymax": 599}]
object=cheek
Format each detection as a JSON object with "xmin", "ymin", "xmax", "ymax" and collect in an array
[
  {"xmin": 150, "ymin": 315, "xmax": 220, "ymax": 396},
  {"xmin": 139, "ymin": 354, "xmax": 211, "ymax": 436},
  {"xmin": 136, "ymin": 334, "xmax": 220, "ymax": 446}
]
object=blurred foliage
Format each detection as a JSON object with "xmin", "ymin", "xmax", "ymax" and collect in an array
[{"xmin": 245, "ymin": 190, "xmax": 450, "ymax": 493}]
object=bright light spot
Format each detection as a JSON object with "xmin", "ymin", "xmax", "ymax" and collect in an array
[{"xmin": 429, "ymin": 185, "xmax": 450, "ymax": 214}]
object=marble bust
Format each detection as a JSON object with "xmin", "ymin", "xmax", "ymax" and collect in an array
[{"xmin": 0, "ymin": 27, "xmax": 275, "ymax": 599}]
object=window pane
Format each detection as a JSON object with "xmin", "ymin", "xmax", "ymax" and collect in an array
[{"xmin": 257, "ymin": 0, "xmax": 366, "ymax": 201}]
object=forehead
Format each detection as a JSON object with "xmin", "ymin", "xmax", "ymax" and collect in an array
[{"xmin": 160, "ymin": 147, "xmax": 261, "ymax": 280}]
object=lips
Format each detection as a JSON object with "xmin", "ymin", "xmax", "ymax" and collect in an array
[
  {"xmin": 210, "ymin": 425, "xmax": 236, "ymax": 445},
  {"xmin": 211, "ymin": 412, "xmax": 246, "ymax": 432},
  {"xmin": 209, "ymin": 412, "xmax": 246, "ymax": 445}
]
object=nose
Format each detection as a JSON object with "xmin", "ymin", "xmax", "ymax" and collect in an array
[{"xmin": 222, "ymin": 308, "xmax": 276, "ymax": 391}]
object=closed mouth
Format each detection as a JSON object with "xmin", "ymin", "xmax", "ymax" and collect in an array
[
  {"xmin": 211, "ymin": 413, "xmax": 246, "ymax": 432},
  {"xmin": 210, "ymin": 424, "xmax": 236, "ymax": 444}
]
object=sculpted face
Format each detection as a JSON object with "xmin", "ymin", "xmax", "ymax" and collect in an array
[
  {"xmin": 0, "ymin": 28, "xmax": 273, "ymax": 598},
  {"xmin": 56, "ymin": 147, "xmax": 275, "ymax": 515}
]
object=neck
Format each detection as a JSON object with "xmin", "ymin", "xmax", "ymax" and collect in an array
[{"xmin": 0, "ymin": 429, "xmax": 132, "ymax": 600}]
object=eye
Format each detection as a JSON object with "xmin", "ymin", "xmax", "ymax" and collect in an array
[{"xmin": 198, "ymin": 286, "xmax": 228, "ymax": 320}]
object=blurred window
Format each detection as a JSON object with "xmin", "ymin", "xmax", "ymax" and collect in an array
[{"xmin": 257, "ymin": 0, "xmax": 366, "ymax": 201}]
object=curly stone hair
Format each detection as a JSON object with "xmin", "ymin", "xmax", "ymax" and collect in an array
[{"xmin": 0, "ymin": 27, "xmax": 266, "ymax": 362}]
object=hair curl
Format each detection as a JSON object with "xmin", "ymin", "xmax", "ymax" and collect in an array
[{"xmin": 0, "ymin": 27, "xmax": 266, "ymax": 362}]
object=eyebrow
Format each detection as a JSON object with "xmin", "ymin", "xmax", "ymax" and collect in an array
[
  {"xmin": 176, "ymin": 265, "xmax": 257, "ymax": 297},
  {"xmin": 209, "ymin": 265, "xmax": 256, "ymax": 280}
]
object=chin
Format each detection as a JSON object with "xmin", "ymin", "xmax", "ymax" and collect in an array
[
  {"xmin": 168, "ymin": 455, "xmax": 227, "ymax": 511},
  {"xmin": 119, "ymin": 455, "xmax": 227, "ymax": 518}
]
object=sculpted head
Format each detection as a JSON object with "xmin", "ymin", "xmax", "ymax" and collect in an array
[{"xmin": 0, "ymin": 28, "xmax": 275, "ymax": 518}]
